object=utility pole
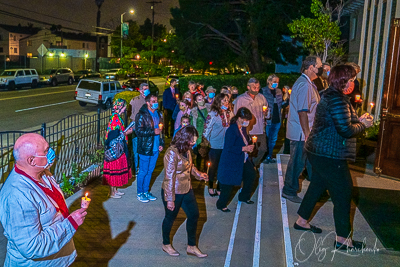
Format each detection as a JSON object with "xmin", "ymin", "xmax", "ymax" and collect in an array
[
  {"xmin": 95, "ymin": 0, "xmax": 105, "ymax": 71},
  {"xmin": 146, "ymin": 1, "xmax": 161, "ymax": 63}
]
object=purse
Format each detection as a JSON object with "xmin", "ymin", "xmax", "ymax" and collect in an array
[{"xmin": 104, "ymin": 133, "xmax": 125, "ymax": 162}]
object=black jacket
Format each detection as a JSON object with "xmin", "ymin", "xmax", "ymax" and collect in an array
[
  {"xmin": 305, "ymin": 86, "xmax": 365, "ymax": 161},
  {"xmin": 135, "ymin": 104, "xmax": 165, "ymax": 156}
]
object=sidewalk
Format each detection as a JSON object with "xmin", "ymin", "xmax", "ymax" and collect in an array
[{"xmin": 1, "ymin": 154, "xmax": 399, "ymax": 266}]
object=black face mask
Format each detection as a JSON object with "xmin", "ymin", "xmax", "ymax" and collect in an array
[{"xmin": 317, "ymin": 67, "xmax": 324, "ymax": 76}]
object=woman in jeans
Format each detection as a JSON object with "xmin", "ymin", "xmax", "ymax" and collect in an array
[
  {"xmin": 294, "ymin": 65, "xmax": 373, "ymax": 250},
  {"xmin": 216, "ymin": 107, "xmax": 256, "ymax": 212},
  {"xmin": 203, "ymin": 93, "xmax": 233, "ymax": 197},
  {"xmin": 161, "ymin": 126, "xmax": 208, "ymax": 257}
]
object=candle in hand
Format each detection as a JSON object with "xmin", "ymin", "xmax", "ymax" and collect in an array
[
  {"xmin": 207, "ymin": 162, "xmax": 210, "ymax": 174},
  {"xmin": 355, "ymin": 95, "xmax": 361, "ymax": 101},
  {"xmin": 288, "ymin": 89, "xmax": 292, "ymax": 94},
  {"xmin": 262, "ymin": 105, "xmax": 267, "ymax": 112},
  {"xmin": 175, "ymin": 94, "xmax": 179, "ymax": 99},
  {"xmin": 81, "ymin": 192, "xmax": 91, "ymax": 209},
  {"xmin": 252, "ymin": 136, "xmax": 257, "ymax": 144},
  {"xmin": 370, "ymin": 102, "xmax": 375, "ymax": 109},
  {"xmin": 158, "ymin": 123, "xmax": 163, "ymax": 130}
]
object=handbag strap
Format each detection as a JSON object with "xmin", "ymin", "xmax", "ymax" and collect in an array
[{"xmin": 197, "ymin": 107, "xmax": 207, "ymax": 122}]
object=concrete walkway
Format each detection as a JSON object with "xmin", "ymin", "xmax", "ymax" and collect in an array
[{"xmin": 1, "ymin": 154, "xmax": 400, "ymax": 266}]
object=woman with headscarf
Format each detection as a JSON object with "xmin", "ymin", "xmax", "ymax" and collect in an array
[{"xmin": 103, "ymin": 99, "xmax": 133, "ymax": 198}]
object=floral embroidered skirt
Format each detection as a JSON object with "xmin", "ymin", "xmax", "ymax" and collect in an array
[{"xmin": 103, "ymin": 153, "xmax": 132, "ymax": 187}]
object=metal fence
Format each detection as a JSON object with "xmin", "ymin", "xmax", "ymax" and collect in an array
[{"xmin": 0, "ymin": 108, "xmax": 112, "ymax": 187}]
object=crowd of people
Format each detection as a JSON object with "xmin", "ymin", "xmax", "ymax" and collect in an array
[{"xmin": 0, "ymin": 56, "xmax": 375, "ymax": 265}]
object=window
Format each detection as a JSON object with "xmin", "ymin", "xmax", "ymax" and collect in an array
[
  {"xmin": 110, "ymin": 83, "xmax": 116, "ymax": 91},
  {"xmin": 14, "ymin": 48, "xmax": 17, "ymax": 53},
  {"xmin": 27, "ymin": 53, "xmax": 32, "ymax": 58},
  {"xmin": 31, "ymin": 69, "xmax": 37, "ymax": 75},
  {"xmin": 24, "ymin": 70, "xmax": 31, "ymax": 75},
  {"xmin": 103, "ymin": 83, "xmax": 110, "ymax": 92},
  {"xmin": 56, "ymin": 41, "xmax": 62, "ymax": 46},
  {"xmin": 17, "ymin": 70, "xmax": 24, "ymax": 76},
  {"xmin": 0, "ymin": 47, "xmax": 3, "ymax": 53},
  {"xmin": 101, "ymin": 44, "xmax": 105, "ymax": 49},
  {"xmin": 350, "ymin": 17, "xmax": 357, "ymax": 41},
  {"xmin": 115, "ymin": 82, "xmax": 122, "ymax": 90},
  {"xmin": 27, "ymin": 40, "xmax": 32, "ymax": 46},
  {"xmin": 82, "ymin": 43, "xmax": 85, "ymax": 48},
  {"xmin": 14, "ymin": 36, "xmax": 16, "ymax": 41}
]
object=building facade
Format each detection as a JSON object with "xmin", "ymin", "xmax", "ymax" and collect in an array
[{"xmin": 0, "ymin": 24, "xmax": 39, "ymax": 57}]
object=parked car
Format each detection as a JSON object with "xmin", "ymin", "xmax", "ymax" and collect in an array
[
  {"xmin": 165, "ymin": 74, "xmax": 185, "ymax": 86},
  {"xmin": 104, "ymin": 68, "xmax": 122, "ymax": 80},
  {"xmin": 74, "ymin": 79, "xmax": 124, "ymax": 109},
  {"xmin": 74, "ymin": 69, "xmax": 101, "ymax": 82},
  {"xmin": 0, "ymin": 69, "xmax": 39, "ymax": 90},
  {"xmin": 122, "ymin": 78, "xmax": 159, "ymax": 96},
  {"xmin": 40, "ymin": 68, "xmax": 74, "ymax": 86}
]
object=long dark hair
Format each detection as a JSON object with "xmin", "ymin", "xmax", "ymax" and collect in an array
[
  {"xmin": 171, "ymin": 125, "xmax": 199, "ymax": 154},
  {"xmin": 210, "ymin": 93, "xmax": 228, "ymax": 115},
  {"xmin": 230, "ymin": 107, "xmax": 253, "ymax": 125},
  {"xmin": 328, "ymin": 65, "xmax": 356, "ymax": 92}
]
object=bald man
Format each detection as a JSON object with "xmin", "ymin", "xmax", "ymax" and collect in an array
[{"xmin": 0, "ymin": 133, "xmax": 87, "ymax": 266}]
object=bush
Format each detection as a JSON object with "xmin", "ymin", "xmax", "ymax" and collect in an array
[
  {"xmin": 364, "ymin": 120, "xmax": 380, "ymax": 141},
  {"xmin": 114, "ymin": 91, "xmax": 140, "ymax": 104},
  {"xmin": 178, "ymin": 73, "xmax": 300, "ymax": 94}
]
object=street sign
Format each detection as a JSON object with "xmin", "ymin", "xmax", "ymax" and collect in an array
[
  {"xmin": 122, "ymin": 22, "xmax": 129, "ymax": 39},
  {"xmin": 37, "ymin": 44, "xmax": 48, "ymax": 57}
]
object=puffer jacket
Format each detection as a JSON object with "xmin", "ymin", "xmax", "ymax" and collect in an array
[
  {"xmin": 162, "ymin": 146, "xmax": 203, "ymax": 201},
  {"xmin": 135, "ymin": 104, "xmax": 165, "ymax": 156},
  {"xmin": 305, "ymin": 86, "xmax": 366, "ymax": 161},
  {"xmin": 261, "ymin": 86, "xmax": 283, "ymax": 125}
]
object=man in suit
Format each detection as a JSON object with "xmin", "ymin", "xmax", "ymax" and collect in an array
[{"xmin": 163, "ymin": 79, "xmax": 180, "ymax": 138}]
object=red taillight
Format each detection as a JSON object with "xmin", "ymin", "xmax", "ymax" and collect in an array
[
  {"xmin": 136, "ymin": 87, "xmax": 139, "ymax": 91},
  {"xmin": 98, "ymin": 95, "xmax": 102, "ymax": 100},
  {"xmin": 122, "ymin": 85, "xmax": 127, "ymax": 89},
  {"xmin": 74, "ymin": 91, "xmax": 77, "ymax": 99}
]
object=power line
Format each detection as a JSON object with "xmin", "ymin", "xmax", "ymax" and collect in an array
[
  {"xmin": 0, "ymin": 10, "xmax": 84, "ymax": 32},
  {"xmin": 0, "ymin": 2, "xmax": 84, "ymax": 26}
]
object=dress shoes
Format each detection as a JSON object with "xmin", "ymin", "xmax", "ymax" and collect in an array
[
  {"xmin": 187, "ymin": 246, "xmax": 207, "ymax": 258},
  {"xmin": 334, "ymin": 240, "xmax": 365, "ymax": 251},
  {"xmin": 217, "ymin": 207, "xmax": 231, "ymax": 212},
  {"xmin": 293, "ymin": 222, "xmax": 322, "ymax": 233},
  {"xmin": 240, "ymin": 200, "xmax": 255, "ymax": 204},
  {"xmin": 162, "ymin": 244, "xmax": 180, "ymax": 256}
]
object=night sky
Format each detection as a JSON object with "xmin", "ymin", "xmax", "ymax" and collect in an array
[{"xmin": 0, "ymin": 0, "xmax": 179, "ymax": 32}]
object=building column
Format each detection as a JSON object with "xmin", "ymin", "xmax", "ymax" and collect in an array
[{"xmin": 358, "ymin": 0, "xmax": 371, "ymax": 100}]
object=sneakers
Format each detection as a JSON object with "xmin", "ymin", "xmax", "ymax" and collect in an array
[
  {"xmin": 137, "ymin": 193, "xmax": 150, "ymax": 203},
  {"xmin": 282, "ymin": 193, "xmax": 303, "ymax": 203},
  {"xmin": 144, "ymin": 192, "xmax": 157, "ymax": 201}
]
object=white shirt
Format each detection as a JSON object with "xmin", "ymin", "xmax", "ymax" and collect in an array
[{"xmin": 234, "ymin": 92, "xmax": 268, "ymax": 135}]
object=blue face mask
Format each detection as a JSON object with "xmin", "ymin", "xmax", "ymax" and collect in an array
[
  {"xmin": 151, "ymin": 102, "xmax": 159, "ymax": 109},
  {"xmin": 327, "ymin": 71, "xmax": 330, "ymax": 76},
  {"xmin": 221, "ymin": 105, "xmax": 228, "ymax": 110},
  {"xmin": 272, "ymin": 83, "xmax": 278, "ymax": 89},
  {"xmin": 208, "ymin": 92, "xmax": 215, "ymax": 98},
  {"xmin": 143, "ymin": 89, "xmax": 150, "ymax": 97},
  {"xmin": 35, "ymin": 147, "xmax": 56, "ymax": 169}
]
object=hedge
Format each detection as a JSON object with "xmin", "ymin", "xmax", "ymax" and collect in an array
[
  {"xmin": 114, "ymin": 91, "xmax": 140, "ymax": 119},
  {"xmin": 178, "ymin": 73, "xmax": 300, "ymax": 94}
]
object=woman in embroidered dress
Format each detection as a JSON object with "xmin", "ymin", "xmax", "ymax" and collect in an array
[
  {"xmin": 203, "ymin": 93, "xmax": 233, "ymax": 197},
  {"xmin": 103, "ymin": 99, "xmax": 133, "ymax": 199}
]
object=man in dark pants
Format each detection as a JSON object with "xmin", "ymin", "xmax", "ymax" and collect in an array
[{"xmin": 163, "ymin": 79, "xmax": 179, "ymax": 138}]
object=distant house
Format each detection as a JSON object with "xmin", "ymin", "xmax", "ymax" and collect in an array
[
  {"xmin": 0, "ymin": 24, "xmax": 39, "ymax": 56},
  {"xmin": 342, "ymin": 0, "xmax": 399, "ymax": 117}
]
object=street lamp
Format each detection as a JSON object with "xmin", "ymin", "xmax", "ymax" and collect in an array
[
  {"xmin": 121, "ymin": 9, "xmax": 135, "ymax": 59},
  {"xmin": 85, "ymin": 53, "xmax": 89, "ymax": 69}
]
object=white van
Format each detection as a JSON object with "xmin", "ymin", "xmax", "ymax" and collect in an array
[{"xmin": 74, "ymin": 79, "xmax": 124, "ymax": 109}]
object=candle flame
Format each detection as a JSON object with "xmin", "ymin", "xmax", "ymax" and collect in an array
[
  {"xmin": 370, "ymin": 102, "xmax": 375, "ymax": 107},
  {"xmin": 208, "ymin": 162, "xmax": 210, "ymax": 166},
  {"xmin": 85, "ymin": 192, "xmax": 88, "ymax": 198}
]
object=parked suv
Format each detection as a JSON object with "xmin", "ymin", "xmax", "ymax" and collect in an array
[
  {"xmin": 74, "ymin": 79, "xmax": 124, "ymax": 109},
  {"xmin": 0, "ymin": 69, "xmax": 39, "ymax": 90},
  {"xmin": 40, "ymin": 68, "xmax": 74, "ymax": 86}
]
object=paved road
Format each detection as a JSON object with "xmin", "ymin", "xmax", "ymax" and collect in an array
[{"xmin": 0, "ymin": 77, "xmax": 168, "ymax": 132}]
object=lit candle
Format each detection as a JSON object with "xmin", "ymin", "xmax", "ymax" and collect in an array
[
  {"xmin": 355, "ymin": 95, "xmax": 361, "ymax": 101},
  {"xmin": 175, "ymin": 94, "xmax": 179, "ymax": 99},
  {"xmin": 252, "ymin": 136, "xmax": 257, "ymax": 144},
  {"xmin": 81, "ymin": 192, "xmax": 91, "ymax": 209},
  {"xmin": 370, "ymin": 102, "xmax": 375, "ymax": 109},
  {"xmin": 288, "ymin": 89, "xmax": 292, "ymax": 94},
  {"xmin": 262, "ymin": 105, "xmax": 267, "ymax": 112},
  {"xmin": 158, "ymin": 123, "xmax": 163, "ymax": 130},
  {"xmin": 207, "ymin": 162, "xmax": 210, "ymax": 175}
]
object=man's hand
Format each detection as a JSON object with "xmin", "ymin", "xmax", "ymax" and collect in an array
[
  {"xmin": 159, "ymin": 146, "xmax": 163, "ymax": 152},
  {"xmin": 124, "ymin": 128, "xmax": 133, "ymax": 135},
  {"xmin": 70, "ymin": 208, "xmax": 87, "ymax": 227},
  {"xmin": 167, "ymin": 201, "xmax": 175, "ymax": 211},
  {"xmin": 154, "ymin": 128, "xmax": 162, "ymax": 135},
  {"xmin": 242, "ymin": 145, "xmax": 255, "ymax": 153}
]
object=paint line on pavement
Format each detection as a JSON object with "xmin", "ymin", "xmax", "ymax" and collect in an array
[
  {"xmin": 252, "ymin": 163, "xmax": 264, "ymax": 267},
  {"xmin": 15, "ymin": 100, "xmax": 76, "ymax": 112},
  {"xmin": 224, "ymin": 200, "xmax": 242, "ymax": 267},
  {"xmin": 277, "ymin": 154, "xmax": 295, "ymax": 267},
  {"xmin": 1, "ymin": 89, "xmax": 74, "ymax": 101}
]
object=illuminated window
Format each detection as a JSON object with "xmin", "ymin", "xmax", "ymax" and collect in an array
[
  {"xmin": 27, "ymin": 40, "xmax": 32, "ymax": 46},
  {"xmin": 27, "ymin": 53, "xmax": 32, "ymax": 58}
]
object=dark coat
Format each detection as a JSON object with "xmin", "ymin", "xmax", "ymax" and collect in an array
[
  {"xmin": 135, "ymin": 104, "xmax": 165, "ymax": 156},
  {"xmin": 305, "ymin": 86, "xmax": 366, "ymax": 161},
  {"xmin": 163, "ymin": 87, "xmax": 180, "ymax": 111},
  {"xmin": 261, "ymin": 86, "xmax": 283, "ymax": 125},
  {"xmin": 217, "ymin": 123, "xmax": 250, "ymax": 185}
]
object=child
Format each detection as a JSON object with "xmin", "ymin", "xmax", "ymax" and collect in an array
[
  {"xmin": 173, "ymin": 115, "xmax": 190, "ymax": 137},
  {"xmin": 174, "ymin": 100, "xmax": 191, "ymax": 130}
]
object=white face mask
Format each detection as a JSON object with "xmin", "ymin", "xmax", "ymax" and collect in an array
[{"xmin": 242, "ymin": 121, "xmax": 250, "ymax": 127}]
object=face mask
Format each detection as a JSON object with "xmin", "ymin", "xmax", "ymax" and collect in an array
[
  {"xmin": 327, "ymin": 71, "xmax": 330, "ymax": 76},
  {"xmin": 242, "ymin": 121, "xmax": 249, "ymax": 127},
  {"xmin": 185, "ymin": 98, "xmax": 192, "ymax": 102},
  {"xmin": 197, "ymin": 100, "xmax": 205, "ymax": 106},
  {"xmin": 271, "ymin": 83, "xmax": 278, "ymax": 89},
  {"xmin": 151, "ymin": 103, "xmax": 159, "ymax": 109},
  {"xmin": 35, "ymin": 147, "xmax": 56, "ymax": 169},
  {"xmin": 208, "ymin": 93, "xmax": 215, "ymax": 98},
  {"xmin": 232, "ymin": 94, "xmax": 238, "ymax": 99},
  {"xmin": 317, "ymin": 67, "xmax": 323, "ymax": 76},
  {"xmin": 179, "ymin": 106, "xmax": 186, "ymax": 111},
  {"xmin": 143, "ymin": 89, "xmax": 150, "ymax": 97},
  {"xmin": 221, "ymin": 105, "xmax": 228, "ymax": 110},
  {"xmin": 182, "ymin": 122, "xmax": 189, "ymax": 127}
]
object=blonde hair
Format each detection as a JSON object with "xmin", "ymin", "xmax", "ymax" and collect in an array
[
  {"xmin": 345, "ymin": 62, "xmax": 361, "ymax": 73},
  {"xmin": 267, "ymin": 74, "xmax": 279, "ymax": 83}
]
